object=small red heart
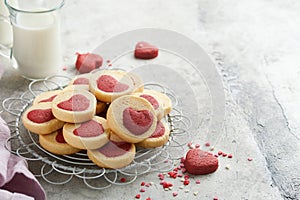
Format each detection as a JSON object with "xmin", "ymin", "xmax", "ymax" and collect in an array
[
  {"xmin": 73, "ymin": 120, "xmax": 104, "ymax": 137},
  {"xmin": 123, "ymin": 107, "xmax": 154, "ymax": 135},
  {"xmin": 97, "ymin": 75, "xmax": 129, "ymax": 92},
  {"xmin": 57, "ymin": 94, "xmax": 90, "ymax": 111},
  {"xmin": 134, "ymin": 41, "xmax": 159, "ymax": 59},
  {"xmin": 27, "ymin": 108, "xmax": 55, "ymax": 123},
  {"xmin": 75, "ymin": 52, "xmax": 103, "ymax": 74},
  {"xmin": 184, "ymin": 148, "xmax": 219, "ymax": 175}
]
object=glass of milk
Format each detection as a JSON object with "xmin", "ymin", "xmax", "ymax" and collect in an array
[{"xmin": 5, "ymin": 0, "xmax": 64, "ymax": 79}]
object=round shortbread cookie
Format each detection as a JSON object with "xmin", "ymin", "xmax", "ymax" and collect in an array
[
  {"xmin": 52, "ymin": 89, "xmax": 96, "ymax": 123},
  {"xmin": 106, "ymin": 95, "xmax": 157, "ymax": 143},
  {"xmin": 63, "ymin": 116, "xmax": 110, "ymax": 150},
  {"xmin": 22, "ymin": 102, "xmax": 65, "ymax": 135},
  {"xmin": 39, "ymin": 129, "xmax": 81, "ymax": 155},
  {"xmin": 89, "ymin": 70, "xmax": 143, "ymax": 103}
]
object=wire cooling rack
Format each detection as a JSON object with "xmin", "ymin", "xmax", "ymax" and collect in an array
[{"xmin": 0, "ymin": 75, "xmax": 192, "ymax": 189}]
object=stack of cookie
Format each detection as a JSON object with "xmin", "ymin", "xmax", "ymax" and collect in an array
[{"xmin": 22, "ymin": 70, "xmax": 172, "ymax": 169}]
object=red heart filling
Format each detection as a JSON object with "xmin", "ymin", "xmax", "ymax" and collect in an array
[
  {"xmin": 140, "ymin": 94, "xmax": 159, "ymax": 109},
  {"xmin": 97, "ymin": 75, "xmax": 129, "ymax": 92},
  {"xmin": 57, "ymin": 94, "xmax": 90, "ymax": 111},
  {"xmin": 184, "ymin": 148, "xmax": 218, "ymax": 175},
  {"xmin": 27, "ymin": 108, "xmax": 55, "ymax": 123},
  {"xmin": 39, "ymin": 95, "xmax": 57, "ymax": 103},
  {"xmin": 55, "ymin": 129, "xmax": 66, "ymax": 143},
  {"xmin": 123, "ymin": 107, "xmax": 153, "ymax": 135},
  {"xmin": 98, "ymin": 141, "xmax": 131, "ymax": 157},
  {"xmin": 73, "ymin": 120, "xmax": 104, "ymax": 137},
  {"xmin": 73, "ymin": 77, "xmax": 89, "ymax": 85},
  {"xmin": 150, "ymin": 121, "xmax": 165, "ymax": 138},
  {"xmin": 134, "ymin": 41, "xmax": 159, "ymax": 59}
]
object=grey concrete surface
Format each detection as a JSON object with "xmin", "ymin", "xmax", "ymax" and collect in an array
[{"xmin": 1, "ymin": 0, "xmax": 299, "ymax": 199}]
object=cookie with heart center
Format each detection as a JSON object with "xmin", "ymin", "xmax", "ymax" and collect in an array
[{"xmin": 106, "ymin": 95, "xmax": 157, "ymax": 143}]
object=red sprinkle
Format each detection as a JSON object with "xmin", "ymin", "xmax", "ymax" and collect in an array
[
  {"xmin": 106, "ymin": 59, "xmax": 111, "ymax": 63},
  {"xmin": 222, "ymin": 152, "xmax": 227, "ymax": 157},
  {"xmin": 140, "ymin": 188, "xmax": 146, "ymax": 192},
  {"xmin": 205, "ymin": 142, "xmax": 211, "ymax": 147},
  {"xmin": 145, "ymin": 183, "xmax": 151, "ymax": 187},
  {"xmin": 108, "ymin": 63, "xmax": 112, "ymax": 67},
  {"xmin": 213, "ymin": 197, "xmax": 218, "ymax": 200},
  {"xmin": 173, "ymin": 192, "xmax": 178, "ymax": 197},
  {"xmin": 228, "ymin": 154, "xmax": 233, "ymax": 158},
  {"xmin": 181, "ymin": 168, "xmax": 187, "ymax": 173},
  {"xmin": 141, "ymin": 182, "xmax": 146, "ymax": 186},
  {"xmin": 183, "ymin": 179, "xmax": 190, "ymax": 185},
  {"xmin": 180, "ymin": 157, "xmax": 185, "ymax": 163},
  {"xmin": 195, "ymin": 180, "xmax": 201, "ymax": 184},
  {"xmin": 195, "ymin": 143, "xmax": 200, "ymax": 148},
  {"xmin": 184, "ymin": 175, "xmax": 190, "ymax": 180},
  {"xmin": 120, "ymin": 178, "xmax": 126, "ymax": 183},
  {"xmin": 146, "ymin": 198, "xmax": 152, "ymax": 200},
  {"xmin": 135, "ymin": 194, "xmax": 141, "ymax": 199},
  {"xmin": 248, "ymin": 157, "xmax": 253, "ymax": 161},
  {"xmin": 218, "ymin": 151, "xmax": 223, "ymax": 155},
  {"xmin": 62, "ymin": 66, "xmax": 67, "ymax": 71}
]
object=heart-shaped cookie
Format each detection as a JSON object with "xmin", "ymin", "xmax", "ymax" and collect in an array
[
  {"xmin": 134, "ymin": 41, "xmax": 159, "ymax": 59},
  {"xmin": 98, "ymin": 141, "xmax": 132, "ymax": 157},
  {"xmin": 97, "ymin": 75, "xmax": 129, "ymax": 92},
  {"xmin": 184, "ymin": 148, "xmax": 219, "ymax": 175},
  {"xmin": 123, "ymin": 107, "xmax": 154, "ymax": 135},
  {"xmin": 57, "ymin": 94, "xmax": 90, "ymax": 111}
]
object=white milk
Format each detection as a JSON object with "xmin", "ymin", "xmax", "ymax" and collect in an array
[
  {"xmin": 0, "ymin": 19, "xmax": 12, "ymax": 47},
  {"xmin": 12, "ymin": 12, "xmax": 62, "ymax": 78}
]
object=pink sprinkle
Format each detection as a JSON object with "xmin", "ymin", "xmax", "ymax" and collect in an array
[
  {"xmin": 228, "ymin": 154, "xmax": 233, "ymax": 158},
  {"xmin": 214, "ymin": 154, "xmax": 219, "ymax": 158},
  {"xmin": 248, "ymin": 157, "xmax": 253, "ymax": 161},
  {"xmin": 222, "ymin": 152, "xmax": 227, "ymax": 157},
  {"xmin": 180, "ymin": 163, "xmax": 185, "ymax": 168},
  {"xmin": 188, "ymin": 142, "xmax": 193, "ymax": 147},
  {"xmin": 205, "ymin": 142, "xmax": 211, "ymax": 147},
  {"xmin": 195, "ymin": 143, "xmax": 200, "ymax": 148},
  {"xmin": 213, "ymin": 197, "xmax": 218, "ymax": 200},
  {"xmin": 195, "ymin": 180, "xmax": 201, "ymax": 184},
  {"xmin": 145, "ymin": 183, "xmax": 151, "ymax": 187},
  {"xmin": 181, "ymin": 168, "xmax": 187, "ymax": 173},
  {"xmin": 135, "ymin": 194, "xmax": 141, "ymax": 199},
  {"xmin": 218, "ymin": 151, "xmax": 223, "ymax": 155},
  {"xmin": 173, "ymin": 192, "xmax": 178, "ymax": 197},
  {"xmin": 108, "ymin": 63, "xmax": 112, "ymax": 67},
  {"xmin": 146, "ymin": 198, "xmax": 152, "ymax": 200},
  {"xmin": 177, "ymin": 174, "xmax": 183, "ymax": 177},
  {"xmin": 140, "ymin": 188, "xmax": 146, "ymax": 192},
  {"xmin": 62, "ymin": 66, "xmax": 67, "ymax": 71},
  {"xmin": 106, "ymin": 59, "xmax": 111, "ymax": 63}
]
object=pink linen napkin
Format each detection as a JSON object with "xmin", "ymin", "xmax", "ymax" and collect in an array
[{"xmin": 0, "ymin": 116, "xmax": 46, "ymax": 200}]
